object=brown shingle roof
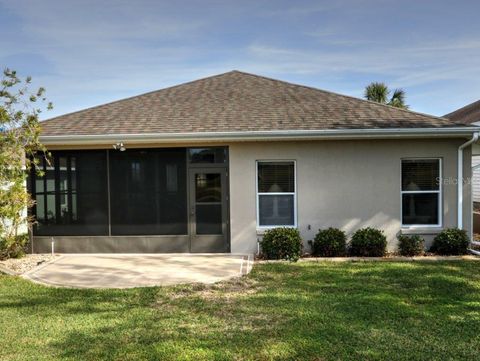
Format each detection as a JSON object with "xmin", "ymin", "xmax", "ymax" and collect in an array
[
  {"xmin": 40, "ymin": 70, "xmax": 463, "ymax": 136},
  {"xmin": 444, "ymin": 100, "xmax": 480, "ymax": 125}
]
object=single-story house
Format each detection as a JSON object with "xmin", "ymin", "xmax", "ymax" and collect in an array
[{"xmin": 30, "ymin": 71, "xmax": 480, "ymax": 254}]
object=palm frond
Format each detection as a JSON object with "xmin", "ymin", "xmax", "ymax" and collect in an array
[
  {"xmin": 388, "ymin": 88, "xmax": 408, "ymax": 109},
  {"xmin": 364, "ymin": 82, "xmax": 389, "ymax": 104}
]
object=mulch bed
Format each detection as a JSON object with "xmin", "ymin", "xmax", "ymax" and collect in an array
[
  {"xmin": 257, "ymin": 254, "xmax": 479, "ymax": 263},
  {"xmin": 0, "ymin": 254, "xmax": 60, "ymax": 275}
]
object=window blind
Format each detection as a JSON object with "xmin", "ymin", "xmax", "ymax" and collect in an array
[
  {"xmin": 401, "ymin": 159, "xmax": 440, "ymax": 191},
  {"xmin": 258, "ymin": 162, "xmax": 294, "ymax": 193}
]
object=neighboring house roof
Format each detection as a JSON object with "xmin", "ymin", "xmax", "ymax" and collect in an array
[
  {"xmin": 40, "ymin": 70, "xmax": 465, "ymax": 137},
  {"xmin": 444, "ymin": 99, "xmax": 480, "ymax": 125}
]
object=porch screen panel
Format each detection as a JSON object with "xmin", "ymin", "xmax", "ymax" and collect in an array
[
  {"xmin": 31, "ymin": 151, "xmax": 109, "ymax": 236},
  {"xmin": 110, "ymin": 148, "xmax": 188, "ymax": 235}
]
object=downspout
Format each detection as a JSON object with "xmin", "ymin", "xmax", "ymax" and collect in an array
[{"xmin": 458, "ymin": 132, "xmax": 479, "ymax": 229}]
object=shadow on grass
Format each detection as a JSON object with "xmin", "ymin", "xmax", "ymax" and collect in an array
[{"xmin": 1, "ymin": 261, "xmax": 480, "ymax": 360}]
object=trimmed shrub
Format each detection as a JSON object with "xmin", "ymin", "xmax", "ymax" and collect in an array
[
  {"xmin": 312, "ymin": 227, "xmax": 347, "ymax": 257},
  {"xmin": 397, "ymin": 234, "xmax": 425, "ymax": 256},
  {"xmin": 260, "ymin": 227, "xmax": 302, "ymax": 262},
  {"xmin": 349, "ymin": 227, "xmax": 387, "ymax": 257},
  {"xmin": 430, "ymin": 228, "xmax": 469, "ymax": 255}
]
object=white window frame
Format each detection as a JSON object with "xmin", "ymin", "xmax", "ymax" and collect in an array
[
  {"xmin": 256, "ymin": 160, "xmax": 297, "ymax": 229},
  {"xmin": 400, "ymin": 157, "xmax": 442, "ymax": 228}
]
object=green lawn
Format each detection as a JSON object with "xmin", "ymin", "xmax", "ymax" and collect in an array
[{"xmin": 1, "ymin": 261, "xmax": 480, "ymax": 361}]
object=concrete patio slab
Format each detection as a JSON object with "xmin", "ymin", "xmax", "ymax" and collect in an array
[{"xmin": 23, "ymin": 254, "xmax": 253, "ymax": 289}]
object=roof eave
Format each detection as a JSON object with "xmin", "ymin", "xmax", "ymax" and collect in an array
[{"xmin": 39, "ymin": 127, "xmax": 480, "ymax": 146}]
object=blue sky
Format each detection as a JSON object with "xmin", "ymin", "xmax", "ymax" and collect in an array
[{"xmin": 1, "ymin": 0, "xmax": 479, "ymax": 119}]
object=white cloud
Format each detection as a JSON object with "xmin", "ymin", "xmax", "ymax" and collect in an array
[{"xmin": 246, "ymin": 37, "xmax": 480, "ymax": 84}]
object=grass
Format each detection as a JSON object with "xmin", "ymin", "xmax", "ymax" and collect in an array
[{"xmin": 1, "ymin": 261, "xmax": 480, "ymax": 360}]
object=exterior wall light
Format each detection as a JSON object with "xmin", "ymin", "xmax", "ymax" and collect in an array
[{"xmin": 113, "ymin": 142, "xmax": 126, "ymax": 151}]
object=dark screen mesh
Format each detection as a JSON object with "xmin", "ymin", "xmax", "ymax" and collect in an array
[
  {"xmin": 31, "ymin": 151, "xmax": 109, "ymax": 236},
  {"xmin": 110, "ymin": 148, "xmax": 188, "ymax": 235}
]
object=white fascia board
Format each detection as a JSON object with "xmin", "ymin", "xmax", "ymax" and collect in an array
[{"xmin": 39, "ymin": 127, "xmax": 480, "ymax": 145}]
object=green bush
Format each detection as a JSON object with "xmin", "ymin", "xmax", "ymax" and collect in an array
[
  {"xmin": 430, "ymin": 228, "xmax": 469, "ymax": 255},
  {"xmin": 260, "ymin": 227, "xmax": 302, "ymax": 262},
  {"xmin": 0, "ymin": 234, "xmax": 28, "ymax": 260},
  {"xmin": 349, "ymin": 227, "xmax": 387, "ymax": 257},
  {"xmin": 397, "ymin": 234, "xmax": 424, "ymax": 256},
  {"xmin": 312, "ymin": 227, "xmax": 347, "ymax": 257}
]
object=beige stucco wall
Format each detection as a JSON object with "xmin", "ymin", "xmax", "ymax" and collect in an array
[{"xmin": 229, "ymin": 139, "xmax": 472, "ymax": 254}]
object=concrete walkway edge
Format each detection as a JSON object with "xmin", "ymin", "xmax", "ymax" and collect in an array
[
  {"xmin": 0, "ymin": 263, "xmax": 18, "ymax": 276},
  {"xmin": 22, "ymin": 254, "xmax": 253, "ymax": 289}
]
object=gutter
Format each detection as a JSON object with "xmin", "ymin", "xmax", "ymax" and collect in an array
[
  {"xmin": 458, "ymin": 132, "xmax": 479, "ymax": 229},
  {"xmin": 39, "ymin": 127, "xmax": 480, "ymax": 145}
]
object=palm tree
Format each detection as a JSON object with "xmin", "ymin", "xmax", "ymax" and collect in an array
[{"xmin": 364, "ymin": 82, "xmax": 408, "ymax": 109}]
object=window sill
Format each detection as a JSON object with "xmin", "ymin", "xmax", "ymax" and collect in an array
[{"xmin": 400, "ymin": 227, "xmax": 443, "ymax": 235}]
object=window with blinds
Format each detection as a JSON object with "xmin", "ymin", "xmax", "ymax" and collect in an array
[
  {"xmin": 401, "ymin": 159, "xmax": 441, "ymax": 226},
  {"xmin": 257, "ymin": 161, "xmax": 296, "ymax": 227}
]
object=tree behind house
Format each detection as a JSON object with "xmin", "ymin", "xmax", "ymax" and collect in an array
[
  {"xmin": 364, "ymin": 82, "xmax": 408, "ymax": 109},
  {"xmin": 0, "ymin": 69, "xmax": 52, "ymax": 259}
]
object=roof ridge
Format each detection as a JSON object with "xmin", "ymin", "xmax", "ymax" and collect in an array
[
  {"xmin": 232, "ymin": 70, "xmax": 458, "ymax": 123},
  {"xmin": 39, "ymin": 70, "xmax": 469, "ymax": 136},
  {"xmin": 444, "ymin": 98, "xmax": 480, "ymax": 118},
  {"xmin": 41, "ymin": 70, "xmax": 239, "ymax": 123},
  {"xmin": 43, "ymin": 70, "xmax": 456, "ymax": 124}
]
